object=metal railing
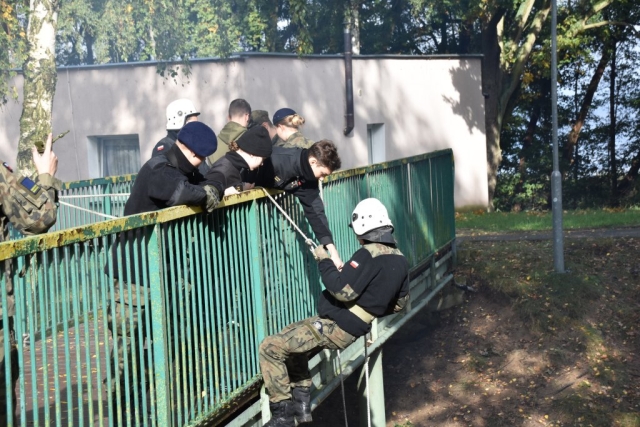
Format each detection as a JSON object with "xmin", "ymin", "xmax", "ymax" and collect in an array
[{"xmin": 0, "ymin": 149, "xmax": 455, "ymax": 426}]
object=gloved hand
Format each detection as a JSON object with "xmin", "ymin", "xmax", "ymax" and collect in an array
[
  {"xmin": 313, "ymin": 245, "xmax": 330, "ymax": 261},
  {"xmin": 203, "ymin": 185, "xmax": 220, "ymax": 213}
]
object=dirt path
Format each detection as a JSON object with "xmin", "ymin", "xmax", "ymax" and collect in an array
[{"xmin": 311, "ymin": 229, "xmax": 640, "ymax": 427}]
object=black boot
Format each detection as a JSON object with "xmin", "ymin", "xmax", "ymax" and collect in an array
[
  {"xmin": 264, "ymin": 400, "xmax": 295, "ymax": 427},
  {"xmin": 292, "ymin": 387, "xmax": 313, "ymax": 423}
]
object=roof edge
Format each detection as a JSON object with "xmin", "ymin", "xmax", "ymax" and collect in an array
[{"xmin": 9, "ymin": 52, "xmax": 483, "ymax": 73}]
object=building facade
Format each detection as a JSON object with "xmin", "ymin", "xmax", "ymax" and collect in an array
[{"xmin": 0, "ymin": 53, "xmax": 488, "ymax": 208}]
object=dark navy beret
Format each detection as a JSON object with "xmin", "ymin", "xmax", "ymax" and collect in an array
[
  {"xmin": 177, "ymin": 122, "xmax": 217, "ymax": 157},
  {"xmin": 272, "ymin": 108, "xmax": 296, "ymax": 125}
]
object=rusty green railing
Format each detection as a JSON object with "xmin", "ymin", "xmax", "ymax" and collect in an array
[
  {"xmin": 0, "ymin": 149, "xmax": 455, "ymax": 427},
  {"xmin": 56, "ymin": 175, "xmax": 136, "ymax": 229}
]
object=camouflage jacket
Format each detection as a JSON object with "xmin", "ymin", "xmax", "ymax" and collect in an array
[
  {"xmin": 1, "ymin": 161, "xmax": 60, "ymax": 316},
  {"xmin": 274, "ymin": 131, "xmax": 313, "ymax": 149}
]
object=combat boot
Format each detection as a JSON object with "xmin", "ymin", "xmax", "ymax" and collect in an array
[
  {"xmin": 264, "ymin": 400, "xmax": 295, "ymax": 427},
  {"xmin": 292, "ymin": 387, "xmax": 313, "ymax": 423}
]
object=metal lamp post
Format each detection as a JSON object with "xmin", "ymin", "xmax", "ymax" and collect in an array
[{"xmin": 551, "ymin": 0, "xmax": 565, "ymax": 272}]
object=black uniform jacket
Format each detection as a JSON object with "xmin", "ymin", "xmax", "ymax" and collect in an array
[
  {"xmin": 151, "ymin": 130, "xmax": 210, "ymax": 174},
  {"xmin": 108, "ymin": 144, "xmax": 208, "ymax": 281},
  {"xmin": 151, "ymin": 130, "xmax": 179, "ymax": 158},
  {"xmin": 124, "ymin": 144, "xmax": 207, "ymax": 215},
  {"xmin": 317, "ymin": 242, "xmax": 410, "ymax": 337},
  {"xmin": 247, "ymin": 146, "xmax": 334, "ymax": 246},
  {"xmin": 203, "ymin": 151, "xmax": 248, "ymax": 195}
]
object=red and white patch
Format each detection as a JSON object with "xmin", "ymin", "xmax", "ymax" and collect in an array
[
  {"xmin": 157, "ymin": 145, "xmax": 165, "ymax": 151},
  {"xmin": 349, "ymin": 260, "xmax": 359, "ymax": 269}
]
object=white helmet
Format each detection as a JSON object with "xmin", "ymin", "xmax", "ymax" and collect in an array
[
  {"xmin": 350, "ymin": 198, "xmax": 393, "ymax": 236},
  {"xmin": 166, "ymin": 99, "xmax": 199, "ymax": 130}
]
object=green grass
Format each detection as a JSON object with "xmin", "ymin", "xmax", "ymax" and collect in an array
[{"xmin": 456, "ymin": 207, "xmax": 640, "ymax": 232}]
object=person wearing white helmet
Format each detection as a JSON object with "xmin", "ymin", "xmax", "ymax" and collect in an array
[
  {"xmin": 258, "ymin": 198, "xmax": 410, "ymax": 427},
  {"xmin": 151, "ymin": 98, "xmax": 200, "ymax": 158}
]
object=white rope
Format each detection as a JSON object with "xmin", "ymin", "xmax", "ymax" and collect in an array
[
  {"xmin": 59, "ymin": 193, "xmax": 130, "ymax": 199},
  {"xmin": 336, "ymin": 349, "xmax": 349, "ymax": 427},
  {"xmin": 58, "ymin": 200, "xmax": 119, "ymax": 219},
  {"xmin": 259, "ymin": 187, "xmax": 317, "ymax": 252}
]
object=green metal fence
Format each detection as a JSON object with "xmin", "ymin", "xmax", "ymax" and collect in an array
[
  {"xmin": 0, "ymin": 149, "xmax": 455, "ymax": 427},
  {"xmin": 56, "ymin": 175, "xmax": 136, "ymax": 230}
]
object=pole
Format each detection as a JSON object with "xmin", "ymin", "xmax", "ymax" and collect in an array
[
  {"xmin": 550, "ymin": 0, "xmax": 565, "ymax": 272},
  {"xmin": 357, "ymin": 348, "xmax": 385, "ymax": 427}
]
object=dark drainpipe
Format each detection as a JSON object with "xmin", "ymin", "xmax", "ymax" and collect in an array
[{"xmin": 343, "ymin": 22, "xmax": 354, "ymax": 136}]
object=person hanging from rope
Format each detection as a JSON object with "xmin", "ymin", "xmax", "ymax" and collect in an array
[
  {"xmin": 1, "ymin": 133, "xmax": 60, "ymax": 426},
  {"xmin": 203, "ymin": 124, "xmax": 273, "ymax": 196},
  {"xmin": 259, "ymin": 198, "xmax": 410, "ymax": 426},
  {"xmin": 246, "ymin": 139, "xmax": 344, "ymax": 268}
]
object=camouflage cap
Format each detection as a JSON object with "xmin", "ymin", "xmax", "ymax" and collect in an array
[{"xmin": 251, "ymin": 110, "xmax": 272, "ymax": 126}]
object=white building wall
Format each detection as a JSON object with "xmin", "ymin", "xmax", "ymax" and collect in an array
[{"xmin": 0, "ymin": 54, "xmax": 488, "ymax": 208}]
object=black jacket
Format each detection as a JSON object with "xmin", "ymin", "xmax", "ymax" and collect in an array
[
  {"xmin": 248, "ymin": 146, "xmax": 334, "ymax": 246},
  {"xmin": 151, "ymin": 130, "xmax": 210, "ymax": 174},
  {"xmin": 109, "ymin": 144, "xmax": 209, "ymax": 281},
  {"xmin": 203, "ymin": 151, "xmax": 249, "ymax": 195},
  {"xmin": 317, "ymin": 242, "xmax": 410, "ymax": 337},
  {"xmin": 124, "ymin": 144, "xmax": 208, "ymax": 215},
  {"xmin": 151, "ymin": 130, "xmax": 179, "ymax": 158}
]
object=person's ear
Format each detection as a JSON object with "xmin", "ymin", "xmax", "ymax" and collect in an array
[{"xmin": 308, "ymin": 157, "xmax": 318, "ymax": 166}]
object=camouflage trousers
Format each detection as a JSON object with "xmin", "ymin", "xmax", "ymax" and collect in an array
[
  {"xmin": 0, "ymin": 317, "xmax": 19, "ymax": 426},
  {"xmin": 259, "ymin": 316, "xmax": 355, "ymax": 403},
  {"xmin": 106, "ymin": 280, "xmax": 150, "ymax": 401}
]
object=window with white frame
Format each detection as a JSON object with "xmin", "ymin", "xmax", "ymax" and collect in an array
[{"xmin": 88, "ymin": 135, "xmax": 141, "ymax": 177}]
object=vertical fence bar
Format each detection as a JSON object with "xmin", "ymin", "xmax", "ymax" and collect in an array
[
  {"xmin": 149, "ymin": 224, "xmax": 170, "ymax": 427},
  {"xmin": 248, "ymin": 199, "xmax": 267, "ymax": 353}
]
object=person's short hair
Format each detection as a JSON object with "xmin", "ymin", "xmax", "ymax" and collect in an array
[
  {"xmin": 308, "ymin": 140, "xmax": 341, "ymax": 172},
  {"xmin": 228, "ymin": 99, "xmax": 251, "ymax": 119}
]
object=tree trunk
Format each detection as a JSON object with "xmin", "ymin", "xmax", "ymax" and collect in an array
[
  {"xmin": 481, "ymin": 2, "xmax": 550, "ymax": 208},
  {"xmin": 608, "ymin": 39, "xmax": 617, "ymax": 206},
  {"xmin": 617, "ymin": 150, "xmax": 640, "ymax": 196},
  {"xmin": 85, "ymin": 31, "xmax": 94, "ymax": 65},
  {"xmin": 564, "ymin": 49, "xmax": 610, "ymax": 165},
  {"xmin": 18, "ymin": 0, "xmax": 60, "ymax": 175},
  {"xmin": 264, "ymin": 0, "xmax": 279, "ymax": 51},
  {"xmin": 349, "ymin": 1, "xmax": 361, "ymax": 54},
  {"xmin": 512, "ymin": 100, "xmax": 542, "ymax": 211},
  {"xmin": 481, "ymin": 13, "xmax": 505, "ymax": 209}
]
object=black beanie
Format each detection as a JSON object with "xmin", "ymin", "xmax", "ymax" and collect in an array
[
  {"xmin": 177, "ymin": 122, "xmax": 217, "ymax": 157},
  {"xmin": 236, "ymin": 126, "xmax": 273, "ymax": 158}
]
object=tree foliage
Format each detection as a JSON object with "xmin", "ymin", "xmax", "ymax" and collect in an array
[{"xmin": 2, "ymin": 0, "xmax": 640, "ymax": 207}]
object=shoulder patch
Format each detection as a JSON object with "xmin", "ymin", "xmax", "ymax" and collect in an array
[
  {"xmin": 156, "ymin": 145, "xmax": 165, "ymax": 151},
  {"xmin": 3, "ymin": 162, "xmax": 13, "ymax": 172},
  {"xmin": 349, "ymin": 260, "xmax": 359, "ymax": 269},
  {"xmin": 20, "ymin": 176, "xmax": 41, "ymax": 194}
]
